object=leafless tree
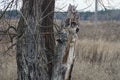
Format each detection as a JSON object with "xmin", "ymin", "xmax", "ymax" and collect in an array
[{"xmin": 16, "ymin": 0, "xmax": 55, "ymax": 80}]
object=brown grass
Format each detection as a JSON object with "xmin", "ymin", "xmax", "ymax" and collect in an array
[
  {"xmin": 0, "ymin": 19, "xmax": 17, "ymax": 80},
  {"xmin": 71, "ymin": 21, "xmax": 120, "ymax": 80},
  {"xmin": 0, "ymin": 56, "xmax": 17, "ymax": 80}
]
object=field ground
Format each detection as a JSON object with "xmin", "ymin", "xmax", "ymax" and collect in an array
[
  {"xmin": 1, "ymin": 20, "xmax": 120, "ymax": 80},
  {"xmin": 72, "ymin": 21, "xmax": 120, "ymax": 80}
]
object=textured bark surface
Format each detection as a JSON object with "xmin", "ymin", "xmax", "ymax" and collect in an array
[
  {"xmin": 52, "ymin": 43, "xmax": 67, "ymax": 80},
  {"xmin": 52, "ymin": 32, "xmax": 67, "ymax": 80},
  {"xmin": 41, "ymin": 0, "xmax": 55, "ymax": 78},
  {"xmin": 16, "ymin": 0, "xmax": 55, "ymax": 80},
  {"xmin": 64, "ymin": 39, "xmax": 76, "ymax": 80}
]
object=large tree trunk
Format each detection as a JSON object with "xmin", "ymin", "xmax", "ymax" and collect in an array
[{"xmin": 16, "ymin": 0, "xmax": 55, "ymax": 80}]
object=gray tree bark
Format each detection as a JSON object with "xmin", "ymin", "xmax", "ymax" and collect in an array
[
  {"xmin": 52, "ymin": 32, "xmax": 68, "ymax": 80},
  {"xmin": 16, "ymin": 0, "xmax": 55, "ymax": 80},
  {"xmin": 41, "ymin": 0, "xmax": 55, "ymax": 78}
]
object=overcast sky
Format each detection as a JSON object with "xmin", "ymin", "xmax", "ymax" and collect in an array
[
  {"xmin": 55, "ymin": 0, "xmax": 120, "ymax": 12},
  {"xmin": 0, "ymin": 0, "xmax": 120, "ymax": 12}
]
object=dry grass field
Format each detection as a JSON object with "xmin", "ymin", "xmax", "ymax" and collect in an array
[
  {"xmin": 72, "ymin": 21, "xmax": 120, "ymax": 80},
  {"xmin": 0, "ymin": 19, "xmax": 18, "ymax": 80},
  {"xmin": 1, "ymin": 20, "xmax": 120, "ymax": 80}
]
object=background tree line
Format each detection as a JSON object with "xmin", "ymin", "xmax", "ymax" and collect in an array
[{"xmin": 1, "ymin": 9, "xmax": 120, "ymax": 20}]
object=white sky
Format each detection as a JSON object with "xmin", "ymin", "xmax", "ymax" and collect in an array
[
  {"xmin": 0, "ymin": 0, "xmax": 120, "ymax": 12},
  {"xmin": 55, "ymin": 0, "xmax": 120, "ymax": 12}
]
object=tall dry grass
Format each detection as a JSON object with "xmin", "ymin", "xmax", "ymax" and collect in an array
[
  {"xmin": 0, "ymin": 56, "xmax": 17, "ymax": 80},
  {"xmin": 72, "ymin": 21, "xmax": 120, "ymax": 80},
  {"xmin": 0, "ymin": 19, "xmax": 17, "ymax": 80},
  {"xmin": 72, "ymin": 39, "xmax": 120, "ymax": 80}
]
